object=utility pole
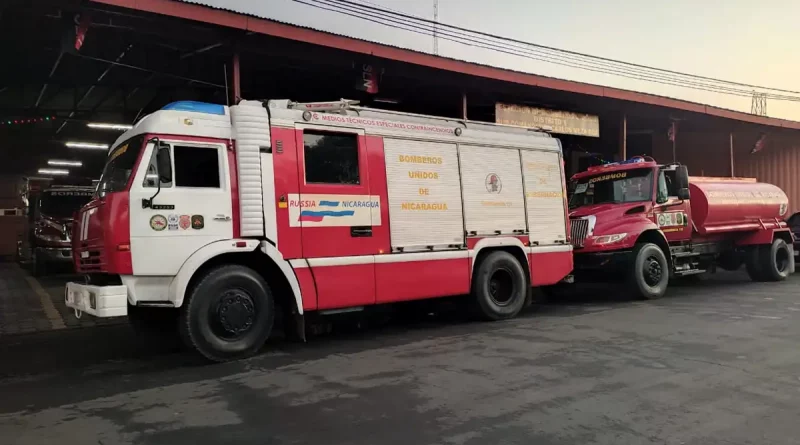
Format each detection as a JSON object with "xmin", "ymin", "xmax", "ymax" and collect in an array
[
  {"xmin": 751, "ymin": 91, "xmax": 767, "ymax": 116},
  {"xmin": 433, "ymin": 0, "xmax": 439, "ymax": 55}
]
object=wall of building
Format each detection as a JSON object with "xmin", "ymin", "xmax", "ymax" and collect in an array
[
  {"xmin": 734, "ymin": 132, "xmax": 800, "ymax": 215},
  {"xmin": 650, "ymin": 129, "xmax": 800, "ymax": 215},
  {"xmin": 0, "ymin": 175, "xmax": 26, "ymax": 259}
]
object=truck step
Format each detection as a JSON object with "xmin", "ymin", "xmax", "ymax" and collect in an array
[
  {"xmin": 674, "ymin": 269, "xmax": 707, "ymax": 277},
  {"xmin": 672, "ymin": 251, "xmax": 700, "ymax": 258}
]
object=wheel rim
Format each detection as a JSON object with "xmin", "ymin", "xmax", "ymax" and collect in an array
[
  {"xmin": 643, "ymin": 255, "xmax": 663, "ymax": 286},
  {"xmin": 488, "ymin": 268, "xmax": 515, "ymax": 306},
  {"xmin": 776, "ymin": 246, "xmax": 790, "ymax": 273},
  {"xmin": 209, "ymin": 289, "xmax": 257, "ymax": 340}
]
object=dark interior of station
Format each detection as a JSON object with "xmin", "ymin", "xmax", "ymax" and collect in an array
[{"xmin": 1, "ymin": 0, "xmax": 793, "ymax": 188}]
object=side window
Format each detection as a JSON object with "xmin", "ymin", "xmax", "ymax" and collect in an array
[
  {"xmin": 174, "ymin": 145, "xmax": 221, "ymax": 188},
  {"xmin": 142, "ymin": 144, "xmax": 173, "ymax": 188},
  {"xmin": 656, "ymin": 171, "xmax": 669, "ymax": 204},
  {"xmin": 663, "ymin": 170, "xmax": 679, "ymax": 197},
  {"xmin": 303, "ymin": 131, "xmax": 360, "ymax": 185}
]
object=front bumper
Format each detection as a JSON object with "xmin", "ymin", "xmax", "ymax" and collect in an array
[
  {"xmin": 36, "ymin": 247, "xmax": 73, "ymax": 263},
  {"xmin": 65, "ymin": 282, "xmax": 128, "ymax": 317}
]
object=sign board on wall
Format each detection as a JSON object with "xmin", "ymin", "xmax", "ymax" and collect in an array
[{"xmin": 495, "ymin": 103, "xmax": 600, "ymax": 137}]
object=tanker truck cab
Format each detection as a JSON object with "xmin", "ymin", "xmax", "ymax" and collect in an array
[{"xmin": 569, "ymin": 156, "xmax": 794, "ymax": 299}]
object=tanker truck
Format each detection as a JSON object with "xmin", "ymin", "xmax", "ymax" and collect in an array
[{"xmin": 567, "ymin": 157, "xmax": 794, "ymax": 299}]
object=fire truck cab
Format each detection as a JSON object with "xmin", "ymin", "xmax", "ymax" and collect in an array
[{"xmin": 66, "ymin": 99, "xmax": 573, "ymax": 361}]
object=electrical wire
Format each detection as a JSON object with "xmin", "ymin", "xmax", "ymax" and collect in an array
[
  {"xmin": 339, "ymin": 0, "xmax": 800, "ymax": 95},
  {"xmin": 292, "ymin": 0, "xmax": 800, "ymax": 102}
]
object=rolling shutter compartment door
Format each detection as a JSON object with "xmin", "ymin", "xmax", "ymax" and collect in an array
[
  {"xmin": 521, "ymin": 150, "xmax": 567, "ymax": 245},
  {"xmin": 383, "ymin": 138, "xmax": 464, "ymax": 250},
  {"xmin": 458, "ymin": 145, "xmax": 527, "ymax": 235}
]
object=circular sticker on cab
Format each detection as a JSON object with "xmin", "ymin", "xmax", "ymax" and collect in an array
[{"xmin": 150, "ymin": 214, "xmax": 167, "ymax": 231}]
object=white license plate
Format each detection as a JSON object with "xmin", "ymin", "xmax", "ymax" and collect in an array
[{"xmin": 80, "ymin": 251, "xmax": 89, "ymax": 259}]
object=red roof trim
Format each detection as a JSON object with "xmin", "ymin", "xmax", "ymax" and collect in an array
[{"xmin": 91, "ymin": 0, "xmax": 800, "ymax": 131}]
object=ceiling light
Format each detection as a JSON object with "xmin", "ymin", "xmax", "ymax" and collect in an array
[
  {"xmin": 38, "ymin": 168, "xmax": 69, "ymax": 176},
  {"xmin": 48, "ymin": 160, "xmax": 82, "ymax": 167},
  {"xmin": 65, "ymin": 142, "xmax": 109, "ymax": 150},
  {"xmin": 87, "ymin": 122, "xmax": 133, "ymax": 131}
]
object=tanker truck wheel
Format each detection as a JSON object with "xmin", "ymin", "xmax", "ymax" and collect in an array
[
  {"xmin": 628, "ymin": 243, "xmax": 669, "ymax": 300},
  {"xmin": 179, "ymin": 265, "xmax": 275, "ymax": 362},
  {"xmin": 757, "ymin": 238, "xmax": 793, "ymax": 282}
]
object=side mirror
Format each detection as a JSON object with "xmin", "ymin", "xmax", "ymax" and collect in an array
[
  {"xmin": 675, "ymin": 165, "xmax": 690, "ymax": 200},
  {"xmin": 156, "ymin": 145, "xmax": 172, "ymax": 183}
]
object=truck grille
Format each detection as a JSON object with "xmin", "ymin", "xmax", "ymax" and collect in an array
[
  {"xmin": 77, "ymin": 249, "xmax": 106, "ymax": 272},
  {"xmin": 570, "ymin": 218, "xmax": 590, "ymax": 247}
]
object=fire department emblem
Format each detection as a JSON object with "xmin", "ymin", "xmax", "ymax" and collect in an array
[
  {"xmin": 149, "ymin": 214, "xmax": 167, "ymax": 231},
  {"xmin": 485, "ymin": 173, "xmax": 502, "ymax": 193},
  {"xmin": 179, "ymin": 215, "xmax": 191, "ymax": 230},
  {"xmin": 191, "ymin": 215, "xmax": 204, "ymax": 230}
]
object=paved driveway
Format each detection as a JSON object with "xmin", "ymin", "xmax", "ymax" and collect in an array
[{"xmin": 1, "ymin": 272, "xmax": 799, "ymax": 445}]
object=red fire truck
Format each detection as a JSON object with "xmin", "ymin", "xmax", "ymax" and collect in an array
[
  {"xmin": 65, "ymin": 99, "xmax": 574, "ymax": 361},
  {"xmin": 567, "ymin": 157, "xmax": 794, "ymax": 299}
]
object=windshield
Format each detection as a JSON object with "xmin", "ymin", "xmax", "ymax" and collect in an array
[
  {"xmin": 569, "ymin": 167, "xmax": 654, "ymax": 209},
  {"xmin": 97, "ymin": 135, "xmax": 145, "ymax": 193},
  {"xmin": 40, "ymin": 191, "xmax": 93, "ymax": 218}
]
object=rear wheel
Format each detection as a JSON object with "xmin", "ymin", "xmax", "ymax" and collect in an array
[
  {"xmin": 628, "ymin": 243, "xmax": 669, "ymax": 300},
  {"xmin": 179, "ymin": 265, "xmax": 274, "ymax": 362},
  {"xmin": 471, "ymin": 251, "xmax": 528, "ymax": 321},
  {"xmin": 758, "ymin": 238, "xmax": 793, "ymax": 282}
]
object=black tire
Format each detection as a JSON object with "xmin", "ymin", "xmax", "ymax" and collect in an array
[
  {"xmin": 628, "ymin": 243, "xmax": 669, "ymax": 300},
  {"xmin": 745, "ymin": 246, "xmax": 765, "ymax": 281},
  {"xmin": 128, "ymin": 303, "xmax": 180, "ymax": 340},
  {"xmin": 471, "ymin": 251, "xmax": 528, "ymax": 321},
  {"xmin": 758, "ymin": 238, "xmax": 794, "ymax": 282},
  {"xmin": 179, "ymin": 265, "xmax": 274, "ymax": 362}
]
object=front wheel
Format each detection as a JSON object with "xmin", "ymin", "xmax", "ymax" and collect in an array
[
  {"xmin": 471, "ymin": 251, "xmax": 528, "ymax": 321},
  {"xmin": 179, "ymin": 265, "xmax": 275, "ymax": 362},
  {"xmin": 628, "ymin": 243, "xmax": 669, "ymax": 300}
]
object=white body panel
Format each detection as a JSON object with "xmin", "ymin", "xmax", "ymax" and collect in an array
[
  {"xmin": 458, "ymin": 145, "xmax": 527, "ymax": 236},
  {"xmin": 114, "ymin": 108, "xmax": 232, "ymax": 147},
  {"xmin": 382, "ymin": 138, "xmax": 464, "ymax": 251},
  {"xmin": 231, "ymin": 100, "xmax": 268, "ymax": 237},
  {"xmin": 128, "ymin": 140, "xmax": 234, "ymax": 276},
  {"xmin": 287, "ymin": 193, "xmax": 381, "ymax": 228},
  {"xmin": 260, "ymin": 152, "xmax": 278, "ymax": 244},
  {"xmin": 521, "ymin": 150, "xmax": 568, "ymax": 245}
]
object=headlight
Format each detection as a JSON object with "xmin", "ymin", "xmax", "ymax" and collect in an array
[
  {"xmin": 592, "ymin": 233, "xmax": 627, "ymax": 245},
  {"xmin": 35, "ymin": 233, "xmax": 64, "ymax": 243}
]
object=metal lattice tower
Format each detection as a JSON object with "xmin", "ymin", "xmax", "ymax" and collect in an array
[{"xmin": 751, "ymin": 91, "xmax": 768, "ymax": 116}]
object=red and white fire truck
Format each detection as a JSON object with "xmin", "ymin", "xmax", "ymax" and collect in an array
[{"xmin": 66, "ymin": 99, "xmax": 573, "ymax": 361}]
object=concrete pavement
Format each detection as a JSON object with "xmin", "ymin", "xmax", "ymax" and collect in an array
[{"xmin": 1, "ymin": 272, "xmax": 800, "ymax": 444}]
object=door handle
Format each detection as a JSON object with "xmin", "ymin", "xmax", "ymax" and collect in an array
[
  {"xmin": 214, "ymin": 214, "xmax": 232, "ymax": 221},
  {"xmin": 350, "ymin": 226, "xmax": 372, "ymax": 237}
]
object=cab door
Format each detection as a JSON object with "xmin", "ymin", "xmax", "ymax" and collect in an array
[
  {"xmin": 293, "ymin": 126, "xmax": 380, "ymax": 310},
  {"xmin": 653, "ymin": 169, "xmax": 691, "ymax": 242},
  {"xmin": 129, "ymin": 139, "xmax": 234, "ymax": 277}
]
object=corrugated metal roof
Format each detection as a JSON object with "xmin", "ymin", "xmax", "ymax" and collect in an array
[{"xmin": 92, "ymin": 0, "xmax": 800, "ymax": 131}]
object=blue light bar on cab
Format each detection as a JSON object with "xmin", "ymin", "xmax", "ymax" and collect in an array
[{"xmin": 161, "ymin": 101, "xmax": 225, "ymax": 115}]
